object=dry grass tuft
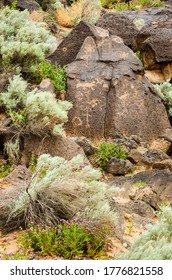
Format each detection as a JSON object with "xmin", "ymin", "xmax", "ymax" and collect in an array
[
  {"xmin": 55, "ymin": 1, "xmax": 83, "ymax": 27},
  {"xmin": 29, "ymin": 11, "xmax": 45, "ymax": 23}
]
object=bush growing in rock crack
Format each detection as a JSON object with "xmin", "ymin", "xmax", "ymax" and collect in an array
[{"xmin": 0, "ymin": 154, "xmax": 118, "ymax": 232}]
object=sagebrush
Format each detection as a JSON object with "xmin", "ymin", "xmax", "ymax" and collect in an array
[
  {"xmin": 0, "ymin": 75, "xmax": 72, "ymax": 136},
  {"xmin": 120, "ymin": 206, "xmax": 172, "ymax": 260},
  {"xmin": 0, "ymin": 154, "xmax": 118, "ymax": 232},
  {"xmin": 0, "ymin": 7, "xmax": 56, "ymax": 67},
  {"xmin": 154, "ymin": 80, "xmax": 172, "ymax": 117}
]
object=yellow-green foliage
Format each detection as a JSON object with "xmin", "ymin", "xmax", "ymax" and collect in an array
[{"xmin": 101, "ymin": 0, "xmax": 164, "ymax": 10}]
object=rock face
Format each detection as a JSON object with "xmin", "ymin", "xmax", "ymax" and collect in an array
[
  {"xmin": 109, "ymin": 169, "xmax": 172, "ymax": 203},
  {"xmin": 21, "ymin": 134, "xmax": 88, "ymax": 166},
  {"xmin": 108, "ymin": 169, "xmax": 172, "ymax": 225},
  {"xmin": 97, "ymin": 8, "xmax": 172, "ymax": 83},
  {"xmin": 96, "ymin": 12, "xmax": 138, "ymax": 49},
  {"xmin": 65, "ymin": 22, "xmax": 170, "ymax": 142},
  {"xmin": 3, "ymin": 0, "xmax": 40, "ymax": 11},
  {"xmin": 48, "ymin": 21, "xmax": 107, "ymax": 67}
]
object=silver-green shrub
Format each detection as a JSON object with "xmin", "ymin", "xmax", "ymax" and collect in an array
[
  {"xmin": 5, "ymin": 154, "xmax": 117, "ymax": 230},
  {"xmin": 0, "ymin": 7, "xmax": 57, "ymax": 66},
  {"xmin": 154, "ymin": 80, "xmax": 172, "ymax": 116},
  {"xmin": 120, "ymin": 206, "xmax": 172, "ymax": 260},
  {"xmin": 0, "ymin": 75, "xmax": 72, "ymax": 136}
]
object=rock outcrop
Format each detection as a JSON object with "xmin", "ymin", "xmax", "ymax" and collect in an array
[
  {"xmin": 3, "ymin": 0, "xmax": 40, "ymax": 11},
  {"xmin": 97, "ymin": 8, "xmax": 172, "ymax": 83},
  {"xmin": 62, "ymin": 22, "xmax": 170, "ymax": 141}
]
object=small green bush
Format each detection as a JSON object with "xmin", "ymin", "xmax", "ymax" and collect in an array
[
  {"xmin": 31, "ymin": 61, "xmax": 67, "ymax": 92},
  {"xmin": 20, "ymin": 219, "xmax": 109, "ymax": 259},
  {"xmin": 96, "ymin": 142, "xmax": 129, "ymax": 170},
  {"xmin": 154, "ymin": 80, "xmax": 172, "ymax": 117},
  {"xmin": 0, "ymin": 160, "xmax": 14, "ymax": 178}
]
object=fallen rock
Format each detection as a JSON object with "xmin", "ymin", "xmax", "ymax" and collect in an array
[
  {"xmin": 72, "ymin": 136, "xmax": 98, "ymax": 156},
  {"xmin": 145, "ymin": 70, "xmax": 165, "ymax": 84},
  {"xmin": 38, "ymin": 79, "xmax": 55, "ymax": 95},
  {"xmin": 129, "ymin": 184, "xmax": 160, "ymax": 209},
  {"xmin": 150, "ymin": 138, "xmax": 171, "ymax": 153},
  {"xmin": 109, "ymin": 169, "xmax": 172, "ymax": 204},
  {"xmin": 141, "ymin": 149, "xmax": 170, "ymax": 165},
  {"xmin": 96, "ymin": 11, "xmax": 138, "ymax": 49},
  {"xmin": 152, "ymin": 159, "xmax": 172, "ymax": 172},
  {"xmin": 106, "ymin": 158, "xmax": 135, "ymax": 175}
]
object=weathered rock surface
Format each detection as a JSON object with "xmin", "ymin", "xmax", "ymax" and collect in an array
[
  {"xmin": 106, "ymin": 158, "xmax": 135, "ymax": 175},
  {"xmin": 109, "ymin": 169, "xmax": 172, "ymax": 204},
  {"xmin": 0, "ymin": 166, "xmax": 31, "ymax": 207},
  {"xmin": 64, "ymin": 22, "xmax": 170, "ymax": 141},
  {"xmin": 141, "ymin": 149, "xmax": 170, "ymax": 165},
  {"xmin": 97, "ymin": 8, "xmax": 172, "ymax": 82},
  {"xmin": 21, "ymin": 134, "xmax": 88, "ymax": 165},
  {"xmin": 72, "ymin": 136, "xmax": 98, "ymax": 156},
  {"xmin": 3, "ymin": 0, "xmax": 40, "ymax": 11},
  {"xmin": 107, "ymin": 168, "xmax": 172, "ymax": 237},
  {"xmin": 48, "ymin": 21, "xmax": 109, "ymax": 67},
  {"xmin": 152, "ymin": 159, "xmax": 172, "ymax": 172},
  {"xmin": 96, "ymin": 12, "xmax": 138, "ymax": 49}
]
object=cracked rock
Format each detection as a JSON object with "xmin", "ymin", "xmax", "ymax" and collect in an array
[{"xmin": 61, "ymin": 22, "xmax": 170, "ymax": 142}]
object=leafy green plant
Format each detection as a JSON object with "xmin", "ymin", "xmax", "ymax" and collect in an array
[
  {"xmin": 31, "ymin": 61, "xmax": 67, "ymax": 92},
  {"xmin": 29, "ymin": 154, "xmax": 37, "ymax": 173},
  {"xmin": 154, "ymin": 80, "xmax": 172, "ymax": 117},
  {"xmin": 136, "ymin": 51, "xmax": 144, "ymax": 65},
  {"xmin": 0, "ymin": 248, "xmax": 29, "ymax": 260},
  {"xmin": 100, "ymin": 0, "xmax": 164, "ymax": 11},
  {"xmin": 0, "ymin": 7, "xmax": 56, "ymax": 67},
  {"xmin": 120, "ymin": 206, "xmax": 172, "ymax": 260},
  {"xmin": 9, "ymin": 0, "xmax": 18, "ymax": 10},
  {"xmin": 0, "ymin": 160, "xmax": 14, "ymax": 178},
  {"xmin": 96, "ymin": 142, "xmax": 129, "ymax": 170},
  {"xmin": 20, "ymin": 218, "xmax": 110, "ymax": 259}
]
